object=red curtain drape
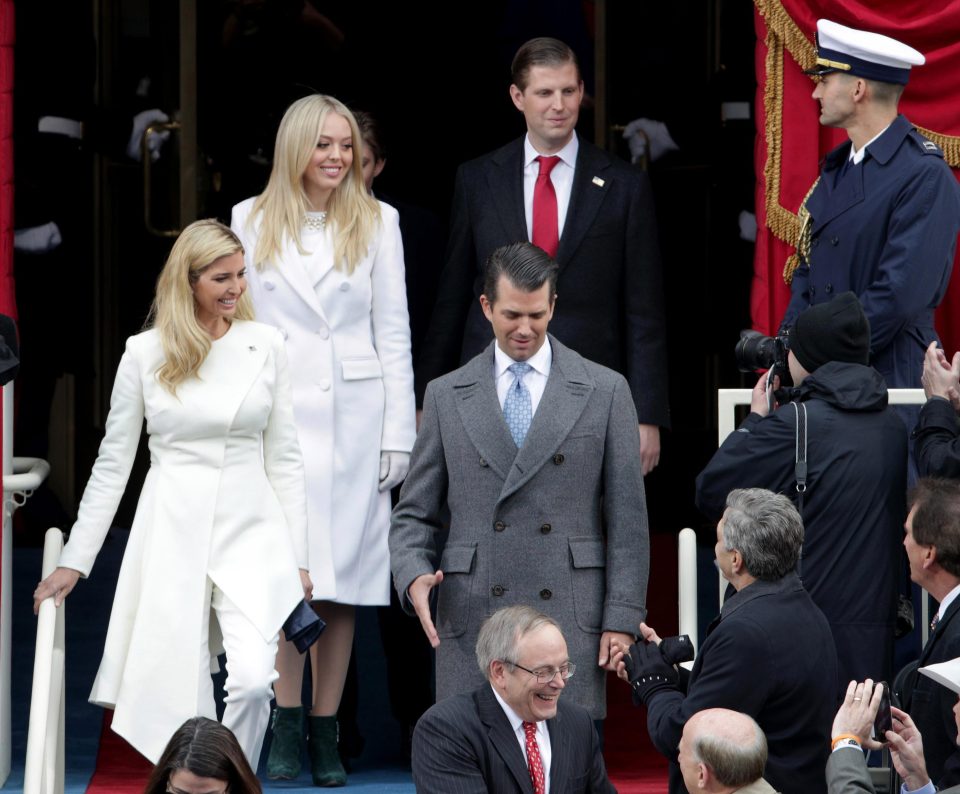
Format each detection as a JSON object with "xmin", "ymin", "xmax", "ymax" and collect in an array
[{"xmin": 752, "ymin": 0, "xmax": 960, "ymax": 351}]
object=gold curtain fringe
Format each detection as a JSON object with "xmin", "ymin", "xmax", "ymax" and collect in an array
[{"xmin": 754, "ymin": 0, "xmax": 960, "ymax": 266}]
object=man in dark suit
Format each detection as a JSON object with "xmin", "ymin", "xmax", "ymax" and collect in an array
[
  {"xmin": 826, "ymin": 678, "xmax": 960, "ymax": 794},
  {"xmin": 901, "ymin": 479, "xmax": 960, "ymax": 788},
  {"xmin": 616, "ymin": 488, "xmax": 837, "ymax": 794},
  {"xmin": 411, "ymin": 605, "xmax": 615, "ymax": 794},
  {"xmin": 416, "ymin": 36, "xmax": 668, "ymax": 474},
  {"xmin": 391, "ymin": 242, "xmax": 648, "ymax": 721}
]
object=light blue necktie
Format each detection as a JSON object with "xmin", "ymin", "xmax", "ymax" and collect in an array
[{"xmin": 503, "ymin": 362, "xmax": 533, "ymax": 448}]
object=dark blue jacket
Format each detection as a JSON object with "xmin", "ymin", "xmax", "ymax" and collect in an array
[
  {"xmin": 646, "ymin": 573, "xmax": 837, "ymax": 794},
  {"xmin": 695, "ymin": 362, "xmax": 907, "ymax": 688},
  {"xmin": 782, "ymin": 116, "xmax": 960, "ymax": 390}
]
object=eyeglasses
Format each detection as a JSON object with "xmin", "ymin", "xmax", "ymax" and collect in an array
[{"xmin": 506, "ymin": 661, "xmax": 576, "ymax": 684}]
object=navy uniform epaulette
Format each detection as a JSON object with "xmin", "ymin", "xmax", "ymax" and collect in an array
[{"xmin": 909, "ymin": 128, "xmax": 945, "ymax": 157}]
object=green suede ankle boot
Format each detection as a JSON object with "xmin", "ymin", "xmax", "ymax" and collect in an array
[
  {"xmin": 266, "ymin": 705, "xmax": 304, "ymax": 780},
  {"xmin": 307, "ymin": 715, "xmax": 347, "ymax": 787}
]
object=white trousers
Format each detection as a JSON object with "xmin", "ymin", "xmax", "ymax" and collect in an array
[{"xmin": 198, "ymin": 580, "xmax": 280, "ymax": 769}]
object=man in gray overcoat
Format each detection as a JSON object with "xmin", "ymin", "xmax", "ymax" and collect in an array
[{"xmin": 390, "ymin": 241, "xmax": 649, "ymax": 719}]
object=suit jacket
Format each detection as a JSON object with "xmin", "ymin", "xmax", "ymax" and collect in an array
[
  {"xmin": 735, "ymin": 781, "xmax": 779, "ymax": 794},
  {"xmin": 411, "ymin": 684, "xmax": 615, "ymax": 794},
  {"xmin": 57, "ymin": 321, "xmax": 307, "ymax": 762},
  {"xmin": 826, "ymin": 746, "xmax": 960, "ymax": 794},
  {"xmin": 645, "ymin": 574, "xmax": 837, "ymax": 794},
  {"xmin": 415, "ymin": 136, "xmax": 669, "ymax": 427},
  {"xmin": 390, "ymin": 336, "xmax": 649, "ymax": 719},
  {"xmin": 904, "ymin": 597, "xmax": 960, "ymax": 788}
]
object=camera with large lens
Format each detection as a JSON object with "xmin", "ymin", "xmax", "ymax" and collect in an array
[{"xmin": 735, "ymin": 329, "xmax": 790, "ymax": 375}]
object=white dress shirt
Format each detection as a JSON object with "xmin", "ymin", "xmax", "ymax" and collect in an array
[
  {"xmin": 936, "ymin": 582, "xmax": 960, "ymax": 625},
  {"xmin": 523, "ymin": 133, "xmax": 579, "ymax": 242},
  {"xmin": 492, "ymin": 686, "xmax": 552, "ymax": 793},
  {"xmin": 494, "ymin": 338, "xmax": 552, "ymax": 415}
]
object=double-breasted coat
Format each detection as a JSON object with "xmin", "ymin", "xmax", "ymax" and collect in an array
[
  {"xmin": 57, "ymin": 321, "xmax": 308, "ymax": 762},
  {"xmin": 781, "ymin": 115, "xmax": 960, "ymax": 390},
  {"xmin": 390, "ymin": 337, "xmax": 649, "ymax": 719},
  {"xmin": 231, "ymin": 197, "xmax": 416, "ymax": 605}
]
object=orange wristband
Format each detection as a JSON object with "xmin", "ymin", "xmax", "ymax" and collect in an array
[{"xmin": 831, "ymin": 733, "xmax": 862, "ymax": 750}]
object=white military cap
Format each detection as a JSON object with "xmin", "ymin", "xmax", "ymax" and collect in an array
[{"xmin": 805, "ymin": 19, "xmax": 925, "ymax": 85}]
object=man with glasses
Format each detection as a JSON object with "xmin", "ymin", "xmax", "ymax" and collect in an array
[{"xmin": 411, "ymin": 605, "xmax": 615, "ymax": 793}]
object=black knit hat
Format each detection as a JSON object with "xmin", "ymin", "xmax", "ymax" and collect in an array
[{"xmin": 790, "ymin": 292, "xmax": 871, "ymax": 372}]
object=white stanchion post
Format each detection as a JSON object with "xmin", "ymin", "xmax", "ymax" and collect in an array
[
  {"xmin": 678, "ymin": 528, "xmax": 698, "ymax": 670},
  {"xmin": 24, "ymin": 528, "xmax": 64, "ymax": 794},
  {"xmin": 1, "ymin": 382, "xmax": 13, "ymax": 787}
]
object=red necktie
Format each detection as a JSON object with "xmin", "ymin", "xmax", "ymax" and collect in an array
[
  {"xmin": 532, "ymin": 156, "xmax": 560, "ymax": 258},
  {"xmin": 523, "ymin": 721, "xmax": 546, "ymax": 794}
]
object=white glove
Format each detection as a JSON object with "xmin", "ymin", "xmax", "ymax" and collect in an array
[
  {"xmin": 379, "ymin": 451, "xmax": 410, "ymax": 492},
  {"xmin": 127, "ymin": 109, "xmax": 171, "ymax": 162}
]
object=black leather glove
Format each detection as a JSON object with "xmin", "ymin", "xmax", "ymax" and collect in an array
[
  {"xmin": 660, "ymin": 634, "xmax": 695, "ymax": 666},
  {"xmin": 623, "ymin": 641, "xmax": 680, "ymax": 705}
]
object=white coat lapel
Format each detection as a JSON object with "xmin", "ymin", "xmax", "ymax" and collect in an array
[{"xmin": 271, "ymin": 234, "xmax": 333, "ymax": 323}]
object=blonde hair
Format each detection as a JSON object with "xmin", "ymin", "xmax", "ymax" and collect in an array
[
  {"xmin": 250, "ymin": 95, "xmax": 380, "ymax": 274},
  {"xmin": 147, "ymin": 219, "xmax": 254, "ymax": 393}
]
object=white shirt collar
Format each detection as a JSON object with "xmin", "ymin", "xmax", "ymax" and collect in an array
[
  {"xmin": 849, "ymin": 122, "xmax": 892, "ymax": 164},
  {"xmin": 491, "ymin": 685, "xmax": 549, "ymax": 736},
  {"xmin": 938, "ymin": 582, "xmax": 960, "ymax": 622},
  {"xmin": 523, "ymin": 132, "xmax": 579, "ymax": 170},
  {"xmin": 494, "ymin": 336, "xmax": 553, "ymax": 380}
]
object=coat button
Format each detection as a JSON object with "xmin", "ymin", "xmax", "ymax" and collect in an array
[
  {"xmin": 824, "ymin": 283, "xmax": 833, "ymax": 293},
  {"xmin": 479, "ymin": 457, "xmax": 488, "ymax": 467},
  {"xmin": 317, "ymin": 327, "xmax": 330, "ymax": 340},
  {"xmin": 540, "ymin": 523, "xmax": 552, "ymax": 534},
  {"xmin": 540, "ymin": 589, "xmax": 552, "ymax": 600},
  {"xmin": 809, "ymin": 286, "xmax": 816, "ymax": 297},
  {"xmin": 812, "ymin": 237, "xmax": 819, "ymax": 248},
  {"xmin": 492, "ymin": 585, "xmax": 504, "ymax": 597},
  {"xmin": 830, "ymin": 236, "xmax": 839, "ymax": 246},
  {"xmin": 318, "ymin": 379, "xmax": 331, "ymax": 391},
  {"xmin": 339, "ymin": 282, "xmax": 350, "ymax": 292},
  {"xmin": 494, "ymin": 521, "xmax": 506, "ymax": 532},
  {"xmin": 553, "ymin": 453, "xmax": 564, "ymax": 465},
  {"xmin": 264, "ymin": 280, "xmax": 276, "ymax": 291}
]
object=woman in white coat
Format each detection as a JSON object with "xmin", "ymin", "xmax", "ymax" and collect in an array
[
  {"xmin": 33, "ymin": 220, "xmax": 312, "ymax": 767},
  {"xmin": 231, "ymin": 95, "xmax": 415, "ymax": 785}
]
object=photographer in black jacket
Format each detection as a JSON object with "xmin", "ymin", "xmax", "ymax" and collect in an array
[{"xmin": 696, "ymin": 292, "xmax": 907, "ymax": 690}]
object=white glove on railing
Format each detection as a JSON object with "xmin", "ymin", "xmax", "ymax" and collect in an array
[{"xmin": 379, "ymin": 451, "xmax": 410, "ymax": 492}]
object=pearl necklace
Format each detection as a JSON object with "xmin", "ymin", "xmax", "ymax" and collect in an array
[{"xmin": 303, "ymin": 212, "xmax": 327, "ymax": 231}]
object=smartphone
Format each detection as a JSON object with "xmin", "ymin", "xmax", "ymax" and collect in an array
[{"xmin": 874, "ymin": 681, "xmax": 892, "ymax": 738}]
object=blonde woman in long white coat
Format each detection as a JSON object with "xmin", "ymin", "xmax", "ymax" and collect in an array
[
  {"xmin": 33, "ymin": 220, "xmax": 312, "ymax": 767},
  {"xmin": 231, "ymin": 95, "xmax": 415, "ymax": 786}
]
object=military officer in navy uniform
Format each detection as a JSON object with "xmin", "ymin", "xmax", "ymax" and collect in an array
[{"xmin": 781, "ymin": 19, "xmax": 960, "ymax": 400}]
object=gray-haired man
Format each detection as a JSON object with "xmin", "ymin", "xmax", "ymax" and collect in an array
[{"xmin": 411, "ymin": 605, "xmax": 615, "ymax": 793}]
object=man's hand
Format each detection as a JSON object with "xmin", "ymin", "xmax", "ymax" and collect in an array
[
  {"xmin": 887, "ymin": 706, "xmax": 931, "ymax": 792},
  {"xmin": 408, "ymin": 571, "xmax": 444, "ymax": 648},
  {"xmin": 615, "ymin": 639, "xmax": 679, "ymax": 704},
  {"xmin": 638, "ymin": 621, "xmax": 662, "ymax": 646},
  {"xmin": 922, "ymin": 341, "xmax": 960, "ymax": 406},
  {"xmin": 638, "ymin": 424, "xmax": 660, "ymax": 476},
  {"xmin": 598, "ymin": 631, "xmax": 635, "ymax": 670},
  {"xmin": 33, "ymin": 567, "xmax": 81, "ymax": 615},
  {"xmin": 831, "ymin": 679, "xmax": 885, "ymax": 750},
  {"xmin": 750, "ymin": 371, "xmax": 779, "ymax": 417}
]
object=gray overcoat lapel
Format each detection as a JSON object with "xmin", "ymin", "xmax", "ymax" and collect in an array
[
  {"xmin": 453, "ymin": 346, "xmax": 520, "ymax": 482},
  {"xmin": 499, "ymin": 338, "xmax": 593, "ymax": 505},
  {"xmin": 477, "ymin": 687, "xmax": 535, "ymax": 794},
  {"xmin": 556, "ymin": 145, "xmax": 612, "ymax": 270},
  {"xmin": 486, "ymin": 143, "xmax": 527, "ymax": 246}
]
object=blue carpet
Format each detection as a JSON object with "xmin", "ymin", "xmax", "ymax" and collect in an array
[{"xmin": 6, "ymin": 529, "xmax": 414, "ymax": 792}]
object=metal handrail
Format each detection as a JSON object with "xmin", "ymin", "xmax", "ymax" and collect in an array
[{"xmin": 23, "ymin": 528, "xmax": 66, "ymax": 794}]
